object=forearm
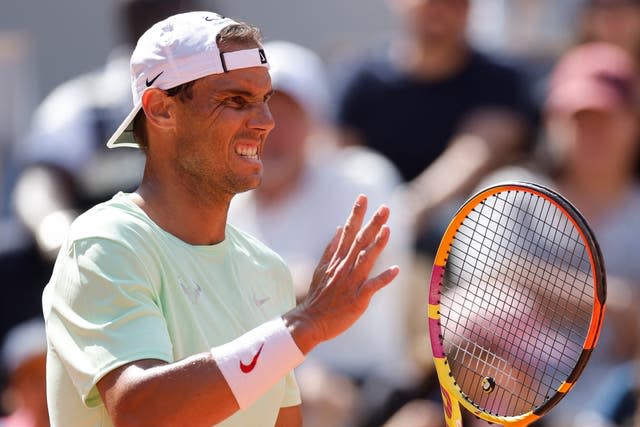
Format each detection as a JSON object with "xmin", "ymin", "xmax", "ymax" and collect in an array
[
  {"xmin": 98, "ymin": 353, "xmax": 238, "ymax": 427},
  {"xmin": 100, "ymin": 354, "xmax": 238, "ymax": 427},
  {"xmin": 99, "ymin": 318, "xmax": 305, "ymax": 427},
  {"xmin": 407, "ymin": 111, "xmax": 527, "ymax": 230},
  {"xmin": 406, "ymin": 134, "xmax": 493, "ymax": 229},
  {"xmin": 275, "ymin": 405, "xmax": 303, "ymax": 427}
]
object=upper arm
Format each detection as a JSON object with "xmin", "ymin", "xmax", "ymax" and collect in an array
[{"xmin": 275, "ymin": 405, "xmax": 302, "ymax": 427}]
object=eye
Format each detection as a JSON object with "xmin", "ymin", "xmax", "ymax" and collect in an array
[{"xmin": 226, "ymin": 96, "xmax": 249, "ymax": 109}]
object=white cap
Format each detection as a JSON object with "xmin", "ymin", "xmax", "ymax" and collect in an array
[
  {"xmin": 107, "ymin": 11, "xmax": 269, "ymax": 149},
  {"xmin": 264, "ymin": 41, "xmax": 331, "ymax": 122}
]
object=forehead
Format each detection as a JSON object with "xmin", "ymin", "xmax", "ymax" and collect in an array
[{"xmin": 196, "ymin": 66, "xmax": 272, "ymax": 97}]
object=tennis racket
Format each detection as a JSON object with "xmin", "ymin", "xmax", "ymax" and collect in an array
[{"xmin": 428, "ymin": 181, "xmax": 606, "ymax": 426}]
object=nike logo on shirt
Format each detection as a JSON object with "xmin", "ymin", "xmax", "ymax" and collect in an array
[
  {"xmin": 240, "ymin": 343, "xmax": 264, "ymax": 373},
  {"xmin": 255, "ymin": 296, "xmax": 270, "ymax": 307}
]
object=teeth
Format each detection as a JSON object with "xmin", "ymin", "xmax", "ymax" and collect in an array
[{"xmin": 236, "ymin": 145, "xmax": 258, "ymax": 159}]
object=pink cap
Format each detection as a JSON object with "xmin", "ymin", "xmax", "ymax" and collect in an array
[{"xmin": 546, "ymin": 42, "xmax": 637, "ymax": 115}]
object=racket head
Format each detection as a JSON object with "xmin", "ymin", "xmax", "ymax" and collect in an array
[{"xmin": 428, "ymin": 181, "xmax": 606, "ymax": 426}]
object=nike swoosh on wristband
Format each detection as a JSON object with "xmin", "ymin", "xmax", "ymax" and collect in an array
[
  {"xmin": 145, "ymin": 71, "xmax": 164, "ymax": 87},
  {"xmin": 239, "ymin": 343, "xmax": 264, "ymax": 373}
]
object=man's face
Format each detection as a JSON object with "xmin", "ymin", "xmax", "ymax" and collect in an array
[
  {"xmin": 547, "ymin": 108, "xmax": 639, "ymax": 175},
  {"xmin": 393, "ymin": 0, "xmax": 469, "ymax": 44},
  {"xmin": 585, "ymin": 0, "xmax": 640, "ymax": 54},
  {"xmin": 170, "ymin": 66, "xmax": 275, "ymax": 199}
]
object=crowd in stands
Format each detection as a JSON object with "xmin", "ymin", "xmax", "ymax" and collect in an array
[{"xmin": 2, "ymin": 0, "xmax": 640, "ymax": 426}]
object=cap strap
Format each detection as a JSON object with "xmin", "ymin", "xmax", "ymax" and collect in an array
[{"xmin": 220, "ymin": 48, "xmax": 268, "ymax": 72}]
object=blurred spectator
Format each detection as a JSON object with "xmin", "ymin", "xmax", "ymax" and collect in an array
[
  {"xmin": 0, "ymin": 319, "xmax": 48, "ymax": 427},
  {"xmin": 333, "ymin": 0, "xmax": 533, "ymax": 254},
  {"xmin": 228, "ymin": 40, "xmax": 417, "ymax": 427},
  {"xmin": 468, "ymin": 0, "xmax": 584, "ymax": 111},
  {"xmin": 0, "ymin": 0, "xmax": 196, "ymax": 357},
  {"xmin": 469, "ymin": 0, "xmax": 582, "ymax": 59},
  {"xmin": 0, "ymin": 32, "xmax": 35, "ymax": 221},
  {"xmin": 13, "ymin": 0, "xmax": 197, "ymax": 262},
  {"xmin": 479, "ymin": 42, "xmax": 640, "ymax": 427},
  {"xmin": 578, "ymin": 0, "xmax": 640, "ymax": 66},
  {"xmin": 577, "ymin": 0, "xmax": 640, "ymax": 178}
]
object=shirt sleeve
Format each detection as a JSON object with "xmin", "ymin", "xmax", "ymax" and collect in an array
[
  {"xmin": 45, "ymin": 237, "xmax": 173, "ymax": 407},
  {"xmin": 281, "ymin": 370, "xmax": 302, "ymax": 408}
]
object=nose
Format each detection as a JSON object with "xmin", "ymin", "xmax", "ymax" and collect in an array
[{"xmin": 248, "ymin": 102, "xmax": 275, "ymax": 133}]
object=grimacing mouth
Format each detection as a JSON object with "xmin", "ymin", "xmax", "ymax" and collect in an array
[{"xmin": 235, "ymin": 144, "xmax": 259, "ymax": 160}]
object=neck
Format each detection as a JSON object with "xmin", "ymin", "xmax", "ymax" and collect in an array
[
  {"xmin": 392, "ymin": 35, "xmax": 469, "ymax": 80},
  {"xmin": 135, "ymin": 168, "xmax": 230, "ymax": 246}
]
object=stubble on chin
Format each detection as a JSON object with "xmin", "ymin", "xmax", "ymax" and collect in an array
[{"xmin": 171, "ymin": 156, "xmax": 262, "ymax": 205}]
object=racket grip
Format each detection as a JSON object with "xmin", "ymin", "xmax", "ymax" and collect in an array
[{"xmin": 440, "ymin": 386, "xmax": 463, "ymax": 427}]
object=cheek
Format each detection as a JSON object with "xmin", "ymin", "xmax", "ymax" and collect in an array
[
  {"xmin": 177, "ymin": 106, "xmax": 237, "ymax": 150},
  {"xmin": 546, "ymin": 118, "xmax": 576, "ymax": 159},
  {"xmin": 610, "ymin": 116, "xmax": 640, "ymax": 155}
]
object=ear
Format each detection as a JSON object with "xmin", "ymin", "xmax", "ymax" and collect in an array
[{"xmin": 141, "ymin": 88, "xmax": 176, "ymax": 131}]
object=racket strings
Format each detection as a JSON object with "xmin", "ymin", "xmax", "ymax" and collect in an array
[
  {"xmin": 439, "ymin": 190, "xmax": 595, "ymax": 416},
  {"xmin": 444, "ymin": 209, "xmax": 590, "ymax": 357},
  {"xmin": 451, "ymin": 195, "xmax": 593, "ymax": 342},
  {"xmin": 471, "ymin": 192, "xmax": 588, "ymax": 397}
]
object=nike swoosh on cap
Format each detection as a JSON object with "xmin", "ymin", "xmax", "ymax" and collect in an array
[{"xmin": 145, "ymin": 71, "xmax": 164, "ymax": 87}]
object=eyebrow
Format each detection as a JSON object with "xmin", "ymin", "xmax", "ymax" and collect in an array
[{"xmin": 216, "ymin": 88, "xmax": 274, "ymax": 100}]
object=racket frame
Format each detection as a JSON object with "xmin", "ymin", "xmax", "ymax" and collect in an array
[{"xmin": 428, "ymin": 182, "xmax": 606, "ymax": 426}]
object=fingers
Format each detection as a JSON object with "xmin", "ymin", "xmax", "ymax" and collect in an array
[
  {"xmin": 338, "ymin": 204, "xmax": 390, "ymax": 274},
  {"xmin": 310, "ymin": 226, "xmax": 343, "ymax": 288},
  {"xmin": 359, "ymin": 265, "xmax": 400, "ymax": 298},
  {"xmin": 328, "ymin": 195, "xmax": 368, "ymax": 270},
  {"xmin": 353, "ymin": 222, "xmax": 391, "ymax": 275},
  {"xmin": 319, "ymin": 226, "xmax": 342, "ymax": 268}
]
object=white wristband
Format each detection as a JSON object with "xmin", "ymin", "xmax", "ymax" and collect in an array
[{"xmin": 211, "ymin": 317, "xmax": 305, "ymax": 409}]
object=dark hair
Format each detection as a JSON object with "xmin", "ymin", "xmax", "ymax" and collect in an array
[
  {"xmin": 132, "ymin": 22, "xmax": 263, "ymax": 150},
  {"xmin": 216, "ymin": 21, "xmax": 262, "ymax": 50}
]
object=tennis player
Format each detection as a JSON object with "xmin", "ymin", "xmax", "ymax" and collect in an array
[{"xmin": 42, "ymin": 11, "xmax": 399, "ymax": 427}]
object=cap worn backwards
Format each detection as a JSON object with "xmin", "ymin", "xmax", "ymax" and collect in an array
[{"xmin": 107, "ymin": 11, "xmax": 269, "ymax": 149}]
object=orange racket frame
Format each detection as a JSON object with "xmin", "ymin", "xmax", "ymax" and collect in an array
[{"xmin": 428, "ymin": 182, "xmax": 606, "ymax": 426}]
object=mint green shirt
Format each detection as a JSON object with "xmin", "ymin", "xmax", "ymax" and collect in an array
[{"xmin": 43, "ymin": 192, "xmax": 300, "ymax": 427}]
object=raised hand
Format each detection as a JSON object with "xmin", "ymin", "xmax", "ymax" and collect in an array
[{"xmin": 284, "ymin": 194, "xmax": 400, "ymax": 354}]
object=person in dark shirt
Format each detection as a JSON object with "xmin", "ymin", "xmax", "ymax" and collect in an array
[
  {"xmin": 335, "ymin": 0, "xmax": 533, "ymax": 253},
  {"xmin": 337, "ymin": 51, "xmax": 530, "ymax": 183}
]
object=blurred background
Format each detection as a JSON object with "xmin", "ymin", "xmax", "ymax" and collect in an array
[{"xmin": 2, "ymin": 0, "xmax": 640, "ymax": 426}]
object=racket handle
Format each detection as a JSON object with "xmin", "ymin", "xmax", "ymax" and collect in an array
[{"xmin": 440, "ymin": 386, "xmax": 463, "ymax": 427}]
